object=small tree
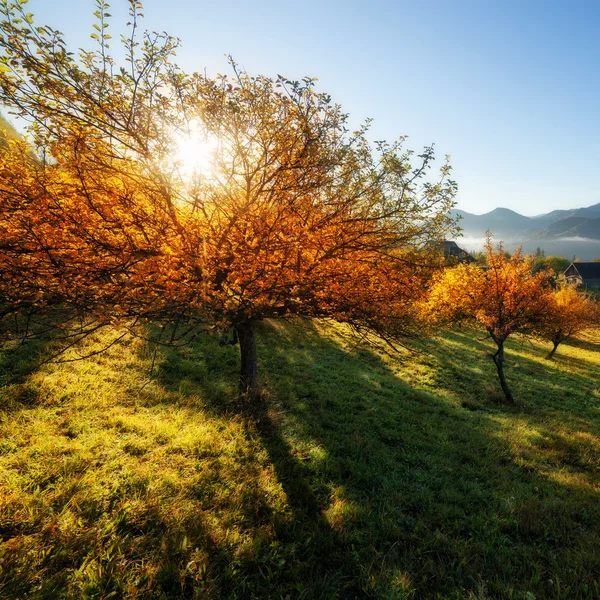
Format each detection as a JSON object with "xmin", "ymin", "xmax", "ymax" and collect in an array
[
  {"xmin": 426, "ymin": 235, "xmax": 552, "ymax": 403},
  {"xmin": 538, "ymin": 286, "xmax": 599, "ymax": 359},
  {"xmin": 532, "ymin": 255, "xmax": 570, "ymax": 277},
  {"xmin": 0, "ymin": 1, "xmax": 457, "ymax": 395}
]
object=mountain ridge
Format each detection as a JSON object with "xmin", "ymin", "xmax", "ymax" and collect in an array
[{"xmin": 452, "ymin": 202, "xmax": 600, "ymax": 260}]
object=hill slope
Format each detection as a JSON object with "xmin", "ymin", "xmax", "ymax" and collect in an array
[
  {"xmin": 1, "ymin": 321, "xmax": 599, "ymax": 599},
  {"xmin": 537, "ymin": 216, "xmax": 600, "ymax": 240},
  {"xmin": 532, "ymin": 203, "xmax": 600, "ymax": 225}
]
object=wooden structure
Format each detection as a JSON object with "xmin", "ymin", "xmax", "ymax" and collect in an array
[
  {"xmin": 428, "ymin": 240, "xmax": 476, "ymax": 264},
  {"xmin": 563, "ymin": 262, "xmax": 600, "ymax": 289}
]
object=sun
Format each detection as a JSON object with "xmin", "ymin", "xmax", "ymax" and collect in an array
[{"xmin": 173, "ymin": 124, "xmax": 218, "ymax": 181}]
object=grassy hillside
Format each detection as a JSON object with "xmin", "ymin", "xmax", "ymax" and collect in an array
[{"xmin": 0, "ymin": 321, "xmax": 599, "ymax": 599}]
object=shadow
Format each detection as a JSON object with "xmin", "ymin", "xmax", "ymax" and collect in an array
[
  {"xmin": 562, "ymin": 334, "xmax": 600, "ymax": 354},
  {"xmin": 143, "ymin": 319, "xmax": 600, "ymax": 598},
  {"xmin": 433, "ymin": 329, "xmax": 599, "ymax": 415},
  {"xmin": 2, "ymin": 319, "xmax": 599, "ymax": 599},
  {"xmin": 0, "ymin": 314, "xmax": 65, "ymax": 411},
  {"xmin": 149, "ymin": 331, "xmax": 366, "ymax": 598}
]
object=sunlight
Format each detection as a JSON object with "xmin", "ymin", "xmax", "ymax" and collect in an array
[{"xmin": 173, "ymin": 124, "xmax": 218, "ymax": 181}]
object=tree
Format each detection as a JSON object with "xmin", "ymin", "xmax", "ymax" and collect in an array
[
  {"xmin": 471, "ymin": 250, "xmax": 487, "ymax": 266},
  {"xmin": 537, "ymin": 286, "xmax": 599, "ymax": 359},
  {"xmin": 425, "ymin": 235, "xmax": 552, "ymax": 403},
  {"xmin": 0, "ymin": 1, "xmax": 457, "ymax": 395},
  {"xmin": 532, "ymin": 255, "xmax": 570, "ymax": 277}
]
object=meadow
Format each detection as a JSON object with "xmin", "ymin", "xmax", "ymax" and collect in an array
[{"xmin": 0, "ymin": 320, "xmax": 599, "ymax": 599}]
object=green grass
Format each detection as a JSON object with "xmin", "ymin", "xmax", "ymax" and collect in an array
[{"xmin": 0, "ymin": 320, "xmax": 599, "ymax": 599}]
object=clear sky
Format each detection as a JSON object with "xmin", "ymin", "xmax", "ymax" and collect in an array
[{"xmin": 23, "ymin": 0, "xmax": 600, "ymax": 216}]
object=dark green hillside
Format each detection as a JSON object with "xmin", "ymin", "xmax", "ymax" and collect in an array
[{"xmin": 0, "ymin": 321, "xmax": 599, "ymax": 599}]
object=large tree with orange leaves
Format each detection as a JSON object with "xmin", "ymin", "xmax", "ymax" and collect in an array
[
  {"xmin": 537, "ymin": 286, "xmax": 599, "ymax": 359},
  {"xmin": 0, "ymin": 1, "xmax": 457, "ymax": 394},
  {"xmin": 425, "ymin": 236, "xmax": 552, "ymax": 402}
]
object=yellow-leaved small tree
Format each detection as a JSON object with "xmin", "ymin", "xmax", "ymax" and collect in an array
[
  {"xmin": 425, "ymin": 235, "xmax": 552, "ymax": 403},
  {"xmin": 538, "ymin": 286, "xmax": 599, "ymax": 359}
]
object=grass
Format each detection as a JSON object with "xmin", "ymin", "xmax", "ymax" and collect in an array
[{"xmin": 0, "ymin": 320, "xmax": 599, "ymax": 599}]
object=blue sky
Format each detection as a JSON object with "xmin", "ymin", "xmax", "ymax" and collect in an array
[{"xmin": 26, "ymin": 0, "xmax": 600, "ymax": 215}]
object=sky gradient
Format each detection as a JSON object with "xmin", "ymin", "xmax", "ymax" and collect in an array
[{"xmin": 25, "ymin": 0, "xmax": 600, "ymax": 215}]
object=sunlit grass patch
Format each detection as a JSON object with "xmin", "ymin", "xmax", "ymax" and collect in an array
[{"xmin": 0, "ymin": 321, "xmax": 599, "ymax": 598}]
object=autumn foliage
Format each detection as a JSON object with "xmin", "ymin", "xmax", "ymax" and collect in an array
[
  {"xmin": 425, "ymin": 236, "xmax": 553, "ymax": 402},
  {"xmin": 538, "ymin": 286, "xmax": 599, "ymax": 359},
  {"xmin": 0, "ymin": 1, "xmax": 457, "ymax": 393}
]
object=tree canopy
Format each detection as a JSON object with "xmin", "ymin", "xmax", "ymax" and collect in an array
[
  {"xmin": 531, "ymin": 255, "xmax": 571, "ymax": 277},
  {"xmin": 425, "ymin": 235, "xmax": 552, "ymax": 402},
  {"xmin": 0, "ymin": 0, "xmax": 457, "ymax": 393},
  {"xmin": 537, "ymin": 286, "xmax": 599, "ymax": 359}
]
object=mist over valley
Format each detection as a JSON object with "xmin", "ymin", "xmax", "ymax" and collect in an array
[{"xmin": 453, "ymin": 204, "xmax": 600, "ymax": 260}]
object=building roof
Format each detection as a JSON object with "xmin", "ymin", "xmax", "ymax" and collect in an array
[
  {"xmin": 565, "ymin": 262, "xmax": 600, "ymax": 279},
  {"xmin": 426, "ymin": 240, "xmax": 475, "ymax": 263}
]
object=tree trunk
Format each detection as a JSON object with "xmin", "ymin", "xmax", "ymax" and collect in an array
[
  {"xmin": 236, "ymin": 321, "xmax": 258, "ymax": 397},
  {"xmin": 545, "ymin": 339, "xmax": 560, "ymax": 360},
  {"xmin": 492, "ymin": 341, "xmax": 514, "ymax": 403}
]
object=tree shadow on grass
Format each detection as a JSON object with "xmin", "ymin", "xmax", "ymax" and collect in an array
[
  {"xmin": 0, "ymin": 330, "xmax": 60, "ymax": 412},
  {"xmin": 149, "ymin": 331, "xmax": 366, "ymax": 598},
  {"xmin": 3, "ymin": 318, "xmax": 599, "ymax": 598},
  {"xmin": 434, "ymin": 329, "xmax": 598, "ymax": 415},
  {"xmin": 562, "ymin": 334, "xmax": 600, "ymax": 354},
  {"xmin": 145, "ymin": 320, "xmax": 600, "ymax": 599}
]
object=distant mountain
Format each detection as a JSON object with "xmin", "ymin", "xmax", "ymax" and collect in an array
[
  {"xmin": 532, "ymin": 204, "xmax": 600, "ymax": 227},
  {"xmin": 536, "ymin": 216, "xmax": 589, "ymax": 238},
  {"xmin": 572, "ymin": 218, "xmax": 600, "ymax": 240},
  {"xmin": 452, "ymin": 202, "xmax": 600, "ymax": 260},
  {"xmin": 537, "ymin": 217, "xmax": 600, "ymax": 241},
  {"xmin": 453, "ymin": 207, "xmax": 534, "ymax": 238}
]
